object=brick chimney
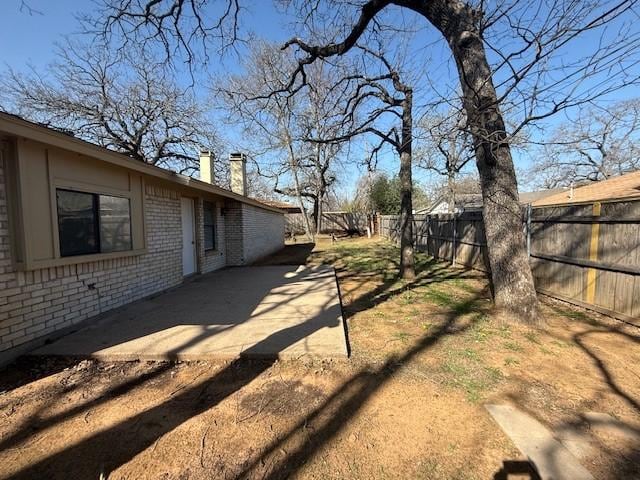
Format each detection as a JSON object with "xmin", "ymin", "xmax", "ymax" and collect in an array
[
  {"xmin": 229, "ymin": 152, "xmax": 247, "ymax": 196},
  {"xmin": 199, "ymin": 150, "xmax": 215, "ymax": 184}
]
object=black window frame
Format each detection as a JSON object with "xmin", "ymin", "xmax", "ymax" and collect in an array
[
  {"xmin": 203, "ymin": 201, "xmax": 216, "ymax": 251},
  {"xmin": 56, "ymin": 188, "xmax": 132, "ymax": 258}
]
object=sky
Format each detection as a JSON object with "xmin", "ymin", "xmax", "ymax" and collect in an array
[{"xmin": 2, "ymin": 1, "xmax": 640, "ymax": 200}]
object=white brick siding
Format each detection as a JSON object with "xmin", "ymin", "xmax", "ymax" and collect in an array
[
  {"xmin": 0, "ymin": 154, "xmax": 284, "ymax": 364},
  {"xmin": 0, "ymin": 173, "xmax": 187, "ymax": 362},
  {"xmin": 196, "ymin": 198, "xmax": 226, "ymax": 273},
  {"xmin": 241, "ymin": 204, "xmax": 285, "ymax": 264}
]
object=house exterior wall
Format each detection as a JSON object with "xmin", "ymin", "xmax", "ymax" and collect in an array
[
  {"xmin": 0, "ymin": 138, "xmax": 284, "ymax": 365},
  {"xmin": 0, "ymin": 170, "xmax": 187, "ymax": 363},
  {"xmin": 196, "ymin": 198, "xmax": 226, "ymax": 274},
  {"xmin": 241, "ymin": 204, "xmax": 285, "ymax": 264},
  {"xmin": 224, "ymin": 200, "xmax": 244, "ymax": 266},
  {"xmin": 223, "ymin": 202, "xmax": 285, "ymax": 266}
]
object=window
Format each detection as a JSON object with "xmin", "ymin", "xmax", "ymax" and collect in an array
[
  {"xmin": 56, "ymin": 189, "xmax": 132, "ymax": 257},
  {"xmin": 203, "ymin": 201, "xmax": 216, "ymax": 251}
]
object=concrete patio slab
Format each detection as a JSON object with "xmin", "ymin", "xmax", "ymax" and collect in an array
[{"xmin": 32, "ymin": 265, "xmax": 348, "ymax": 361}]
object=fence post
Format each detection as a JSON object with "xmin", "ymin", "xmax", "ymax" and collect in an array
[
  {"xmin": 526, "ymin": 203, "xmax": 532, "ymax": 257},
  {"xmin": 452, "ymin": 213, "xmax": 457, "ymax": 267},
  {"xmin": 585, "ymin": 202, "xmax": 601, "ymax": 304}
]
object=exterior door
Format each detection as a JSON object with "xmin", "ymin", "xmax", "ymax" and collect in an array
[{"xmin": 181, "ymin": 197, "xmax": 196, "ymax": 276}]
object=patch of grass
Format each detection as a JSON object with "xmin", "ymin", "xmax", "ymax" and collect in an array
[
  {"xmin": 458, "ymin": 348, "xmax": 481, "ymax": 362},
  {"xmin": 551, "ymin": 305, "xmax": 600, "ymax": 326},
  {"xmin": 539, "ymin": 346, "xmax": 556, "ymax": 356},
  {"xmin": 504, "ymin": 357, "xmax": 520, "ymax": 366},
  {"xmin": 496, "ymin": 325, "xmax": 512, "ymax": 338},
  {"xmin": 452, "ymin": 297, "xmax": 479, "ymax": 315},
  {"xmin": 468, "ymin": 315, "xmax": 492, "ymax": 343},
  {"xmin": 441, "ymin": 350, "xmax": 503, "ymax": 402},
  {"xmin": 445, "ymin": 277, "xmax": 477, "ymax": 294},
  {"xmin": 551, "ymin": 339, "xmax": 572, "ymax": 349},
  {"xmin": 523, "ymin": 331, "xmax": 541, "ymax": 345},
  {"xmin": 422, "ymin": 287, "xmax": 456, "ymax": 307},
  {"xmin": 416, "ymin": 459, "xmax": 446, "ymax": 479},
  {"xmin": 503, "ymin": 341, "xmax": 524, "ymax": 352},
  {"xmin": 398, "ymin": 290, "xmax": 418, "ymax": 305},
  {"xmin": 391, "ymin": 331, "xmax": 414, "ymax": 344}
]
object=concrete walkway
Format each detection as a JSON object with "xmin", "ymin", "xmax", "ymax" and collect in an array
[
  {"xmin": 33, "ymin": 265, "xmax": 348, "ymax": 361},
  {"xmin": 486, "ymin": 404, "xmax": 594, "ymax": 480}
]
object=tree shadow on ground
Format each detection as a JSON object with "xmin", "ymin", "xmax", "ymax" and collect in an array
[
  {"xmin": 229, "ymin": 291, "xmax": 484, "ymax": 479},
  {"xmin": 501, "ymin": 307, "xmax": 640, "ymax": 479},
  {"xmin": 1, "ymin": 245, "xmax": 482, "ymax": 479},
  {"xmin": 251, "ymin": 243, "xmax": 315, "ymax": 266}
]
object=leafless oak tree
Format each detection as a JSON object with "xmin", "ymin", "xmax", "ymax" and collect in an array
[
  {"xmin": 529, "ymin": 100, "xmax": 640, "ymax": 188},
  {"xmin": 91, "ymin": 0, "xmax": 640, "ymax": 324},
  {"xmin": 279, "ymin": 0, "xmax": 640, "ymax": 324},
  {"xmin": 305, "ymin": 45, "xmax": 418, "ymax": 278},
  {"xmin": 215, "ymin": 42, "xmax": 329, "ymax": 240},
  {"xmin": 417, "ymin": 107, "xmax": 475, "ymax": 213},
  {"xmin": 0, "ymin": 41, "xmax": 223, "ymax": 178},
  {"xmin": 87, "ymin": 0, "xmax": 242, "ymax": 69}
]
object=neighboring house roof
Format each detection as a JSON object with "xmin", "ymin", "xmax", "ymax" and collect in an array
[
  {"xmin": 418, "ymin": 189, "xmax": 565, "ymax": 214},
  {"xmin": 518, "ymin": 188, "xmax": 567, "ymax": 204},
  {"xmin": 0, "ymin": 111, "xmax": 284, "ymax": 214},
  {"xmin": 258, "ymin": 200, "xmax": 302, "ymax": 213},
  {"xmin": 532, "ymin": 170, "xmax": 640, "ymax": 207},
  {"xmin": 421, "ymin": 193, "xmax": 483, "ymax": 214}
]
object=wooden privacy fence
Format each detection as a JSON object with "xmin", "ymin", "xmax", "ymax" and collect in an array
[
  {"xmin": 286, "ymin": 211, "xmax": 373, "ymax": 235},
  {"xmin": 379, "ymin": 200, "xmax": 640, "ymax": 325}
]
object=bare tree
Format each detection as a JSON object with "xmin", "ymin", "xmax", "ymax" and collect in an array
[
  {"xmin": 310, "ymin": 45, "xmax": 418, "ymax": 278},
  {"xmin": 91, "ymin": 0, "xmax": 640, "ymax": 323},
  {"xmin": 529, "ymin": 100, "xmax": 640, "ymax": 188},
  {"xmin": 278, "ymin": 0, "xmax": 640, "ymax": 324},
  {"xmin": 214, "ymin": 42, "xmax": 317, "ymax": 239},
  {"xmin": 417, "ymin": 107, "xmax": 475, "ymax": 213},
  {"xmin": 87, "ymin": 0, "xmax": 242, "ymax": 69},
  {"xmin": 0, "ymin": 41, "xmax": 224, "ymax": 178},
  {"xmin": 295, "ymin": 61, "xmax": 348, "ymax": 234}
]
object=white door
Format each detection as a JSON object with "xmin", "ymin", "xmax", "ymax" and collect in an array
[{"xmin": 181, "ymin": 197, "xmax": 197, "ymax": 276}]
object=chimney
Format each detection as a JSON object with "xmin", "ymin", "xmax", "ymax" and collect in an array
[
  {"xmin": 229, "ymin": 152, "xmax": 247, "ymax": 196},
  {"xmin": 199, "ymin": 150, "xmax": 215, "ymax": 184}
]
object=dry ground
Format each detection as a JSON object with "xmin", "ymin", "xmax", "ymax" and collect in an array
[{"xmin": 0, "ymin": 237, "xmax": 639, "ymax": 480}]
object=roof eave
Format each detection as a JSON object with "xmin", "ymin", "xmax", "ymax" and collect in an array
[{"xmin": 0, "ymin": 112, "xmax": 284, "ymax": 214}]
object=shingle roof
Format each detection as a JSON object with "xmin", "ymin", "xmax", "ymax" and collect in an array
[
  {"xmin": 257, "ymin": 200, "xmax": 301, "ymax": 213},
  {"xmin": 0, "ymin": 111, "xmax": 284, "ymax": 214},
  {"xmin": 519, "ymin": 188, "xmax": 567, "ymax": 204},
  {"xmin": 532, "ymin": 170, "xmax": 640, "ymax": 206}
]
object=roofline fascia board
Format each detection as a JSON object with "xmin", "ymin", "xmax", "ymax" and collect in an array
[
  {"xmin": 532, "ymin": 195, "xmax": 640, "ymax": 208},
  {"xmin": 0, "ymin": 113, "xmax": 284, "ymax": 214}
]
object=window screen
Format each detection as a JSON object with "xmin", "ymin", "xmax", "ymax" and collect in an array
[
  {"xmin": 56, "ymin": 190, "xmax": 99, "ymax": 257},
  {"xmin": 99, "ymin": 195, "xmax": 132, "ymax": 252},
  {"xmin": 203, "ymin": 201, "xmax": 216, "ymax": 250},
  {"xmin": 56, "ymin": 189, "xmax": 132, "ymax": 257}
]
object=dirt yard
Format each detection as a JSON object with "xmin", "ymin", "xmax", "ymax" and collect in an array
[{"xmin": 0, "ymin": 237, "xmax": 639, "ymax": 480}]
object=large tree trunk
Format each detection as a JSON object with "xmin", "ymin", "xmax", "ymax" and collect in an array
[
  {"xmin": 422, "ymin": 1, "xmax": 540, "ymax": 323},
  {"xmin": 398, "ymin": 91, "xmax": 415, "ymax": 280}
]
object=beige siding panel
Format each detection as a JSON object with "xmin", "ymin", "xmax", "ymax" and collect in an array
[
  {"xmin": 50, "ymin": 148, "xmax": 130, "ymax": 193},
  {"xmin": 18, "ymin": 141, "xmax": 54, "ymax": 261}
]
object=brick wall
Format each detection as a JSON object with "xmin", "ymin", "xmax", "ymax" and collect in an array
[
  {"xmin": 196, "ymin": 198, "xmax": 226, "ymax": 273},
  {"xmin": 241, "ymin": 204, "xmax": 285, "ymax": 264},
  {"xmin": 0, "ymin": 150, "xmax": 284, "ymax": 364},
  {"xmin": 0, "ymin": 169, "xmax": 189, "ymax": 362},
  {"xmin": 224, "ymin": 200, "xmax": 244, "ymax": 266}
]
